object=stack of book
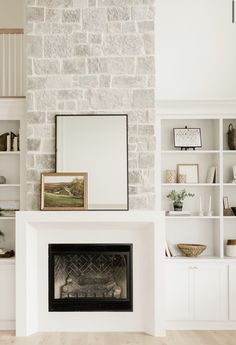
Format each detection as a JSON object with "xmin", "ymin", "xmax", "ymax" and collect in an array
[
  {"xmin": 0, "ymin": 132, "xmax": 20, "ymax": 151},
  {"xmin": 166, "ymin": 211, "xmax": 191, "ymax": 216}
]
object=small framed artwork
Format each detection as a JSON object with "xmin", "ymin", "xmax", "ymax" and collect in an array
[
  {"xmin": 177, "ymin": 164, "xmax": 199, "ymax": 184},
  {"xmin": 173, "ymin": 127, "xmax": 202, "ymax": 150},
  {"xmin": 41, "ymin": 172, "xmax": 88, "ymax": 211}
]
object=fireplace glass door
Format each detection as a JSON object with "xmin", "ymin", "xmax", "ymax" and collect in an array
[{"xmin": 49, "ymin": 244, "xmax": 133, "ymax": 312}]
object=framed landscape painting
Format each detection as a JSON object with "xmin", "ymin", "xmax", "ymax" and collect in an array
[{"xmin": 41, "ymin": 173, "xmax": 88, "ymax": 211}]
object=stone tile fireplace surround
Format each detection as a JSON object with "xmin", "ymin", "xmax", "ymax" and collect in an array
[{"xmin": 15, "ymin": 211, "xmax": 165, "ymax": 337}]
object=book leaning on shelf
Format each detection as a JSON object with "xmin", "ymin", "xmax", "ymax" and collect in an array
[{"xmin": 0, "ymin": 132, "xmax": 20, "ymax": 151}]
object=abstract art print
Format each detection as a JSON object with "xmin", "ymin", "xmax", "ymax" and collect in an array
[{"xmin": 41, "ymin": 173, "xmax": 88, "ymax": 210}]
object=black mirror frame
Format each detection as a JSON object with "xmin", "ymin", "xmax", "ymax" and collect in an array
[{"xmin": 55, "ymin": 114, "xmax": 129, "ymax": 211}]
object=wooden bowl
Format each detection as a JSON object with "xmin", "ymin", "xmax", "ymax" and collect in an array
[{"xmin": 177, "ymin": 243, "xmax": 207, "ymax": 257}]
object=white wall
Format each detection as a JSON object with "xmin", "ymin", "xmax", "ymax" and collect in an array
[
  {"xmin": 0, "ymin": 0, "xmax": 24, "ymax": 28},
  {"xmin": 156, "ymin": 0, "xmax": 236, "ymax": 100}
]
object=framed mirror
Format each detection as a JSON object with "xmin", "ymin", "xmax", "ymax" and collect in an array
[{"xmin": 56, "ymin": 114, "xmax": 129, "ymax": 210}]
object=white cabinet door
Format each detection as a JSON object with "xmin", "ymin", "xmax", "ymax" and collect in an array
[
  {"xmin": 229, "ymin": 263, "xmax": 236, "ymax": 320},
  {"xmin": 0, "ymin": 264, "xmax": 15, "ymax": 325},
  {"xmin": 166, "ymin": 263, "xmax": 228, "ymax": 321},
  {"xmin": 194, "ymin": 264, "xmax": 228, "ymax": 321},
  {"xmin": 156, "ymin": 0, "xmax": 236, "ymax": 100},
  {"xmin": 166, "ymin": 263, "xmax": 193, "ymax": 320}
]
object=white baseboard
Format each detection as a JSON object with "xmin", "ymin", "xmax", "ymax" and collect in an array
[
  {"xmin": 166, "ymin": 321, "xmax": 236, "ymax": 330},
  {"xmin": 0, "ymin": 320, "xmax": 15, "ymax": 331}
]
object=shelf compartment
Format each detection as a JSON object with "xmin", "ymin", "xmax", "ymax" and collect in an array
[
  {"xmin": 163, "ymin": 185, "xmax": 220, "ymax": 217},
  {"xmin": 162, "ymin": 153, "xmax": 220, "ymax": 184},
  {"xmin": 166, "ymin": 218, "xmax": 221, "ymax": 258},
  {"xmin": 0, "ymin": 154, "xmax": 20, "ymax": 184},
  {"xmin": 161, "ymin": 119, "xmax": 220, "ymax": 151}
]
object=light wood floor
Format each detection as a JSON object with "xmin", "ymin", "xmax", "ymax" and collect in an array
[{"xmin": 1, "ymin": 331, "xmax": 236, "ymax": 345}]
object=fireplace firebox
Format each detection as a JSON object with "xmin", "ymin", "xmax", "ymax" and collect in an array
[{"xmin": 48, "ymin": 244, "xmax": 133, "ymax": 312}]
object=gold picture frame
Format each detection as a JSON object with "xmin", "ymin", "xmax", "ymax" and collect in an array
[{"xmin": 41, "ymin": 172, "xmax": 88, "ymax": 211}]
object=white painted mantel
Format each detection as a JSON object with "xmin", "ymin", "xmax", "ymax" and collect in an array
[{"xmin": 15, "ymin": 211, "xmax": 165, "ymax": 337}]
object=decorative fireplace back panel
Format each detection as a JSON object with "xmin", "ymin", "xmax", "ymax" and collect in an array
[{"xmin": 49, "ymin": 244, "xmax": 133, "ymax": 312}]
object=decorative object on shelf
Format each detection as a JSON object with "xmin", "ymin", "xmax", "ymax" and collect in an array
[
  {"xmin": 0, "ymin": 176, "xmax": 6, "ymax": 184},
  {"xmin": 173, "ymin": 126, "xmax": 202, "ymax": 150},
  {"xmin": 165, "ymin": 240, "xmax": 172, "ymax": 257},
  {"xmin": 0, "ymin": 230, "xmax": 6, "ymax": 257},
  {"xmin": 177, "ymin": 164, "xmax": 199, "ymax": 184},
  {"xmin": 199, "ymin": 196, "xmax": 204, "ymax": 217},
  {"xmin": 166, "ymin": 169, "xmax": 177, "ymax": 183},
  {"xmin": 41, "ymin": 172, "xmax": 88, "ymax": 211},
  {"xmin": 206, "ymin": 166, "xmax": 216, "ymax": 183},
  {"xmin": 227, "ymin": 123, "xmax": 236, "ymax": 150},
  {"xmin": 207, "ymin": 195, "xmax": 213, "ymax": 217},
  {"xmin": 177, "ymin": 174, "xmax": 186, "ymax": 184},
  {"xmin": 0, "ymin": 250, "xmax": 15, "ymax": 258},
  {"xmin": 0, "ymin": 132, "xmax": 9, "ymax": 151},
  {"xmin": 0, "ymin": 230, "xmax": 5, "ymax": 244},
  {"xmin": 226, "ymin": 239, "xmax": 236, "ymax": 257},
  {"xmin": 166, "ymin": 240, "xmax": 182, "ymax": 257},
  {"xmin": 223, "ymin": 196, "xmax": 235, "ymax": 216},
  {"xmin": 230, "ymin": 165, "xmax": 236, "ymax": 183},
  {"xmin": 177, "ymin": 243, "xmax": 207, "ymax": 257},
  {"xmin": 231, "ymin": 207, "xmax": 236, "ymax": 216},
  {"xmin": 166, "ymin": 189, "xmax": 194, "ymax": 212}
]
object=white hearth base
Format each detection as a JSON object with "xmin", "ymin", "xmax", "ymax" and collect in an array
[{"xmin": 16, "ymin": 211, "xmax": 165, "ymax": 337}]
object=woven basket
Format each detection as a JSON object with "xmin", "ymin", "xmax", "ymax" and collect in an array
[
  {"xmin": 228, "ymin": 124, "xmax": 236, "ymax": 150},
  {"xmin": 177, "ymin": 243, "xmax": 207, "ymax": 257}
]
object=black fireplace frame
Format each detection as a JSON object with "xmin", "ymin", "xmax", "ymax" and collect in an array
[{"xmin": 48, "ymin": 243, "xmax": 133, "ymax": 312}]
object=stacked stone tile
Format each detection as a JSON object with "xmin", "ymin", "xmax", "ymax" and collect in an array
[{"xmin": 26, "ymin": 0, "xmax": 155, "ymax": 210}]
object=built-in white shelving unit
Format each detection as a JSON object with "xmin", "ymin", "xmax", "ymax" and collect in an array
[
  {"xmin": 158, "ymin": 115, "xmax": 236, "ymax": 260},
  {"xmin": 0, "ymin": 99, "xmax": 25, "ymax": 255},
  {"xmin": 0, "ymin": 99, "xmax": 25, "ymax": 331}
]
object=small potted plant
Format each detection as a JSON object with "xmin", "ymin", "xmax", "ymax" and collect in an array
[{"xmin": 166, "ymin": 189, "xmax": 194, "ymax": 211}]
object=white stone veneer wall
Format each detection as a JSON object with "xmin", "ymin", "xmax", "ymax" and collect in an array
[{"xmin": 26, "ymin": 0, "xmax": 155, "ymax": 210}]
